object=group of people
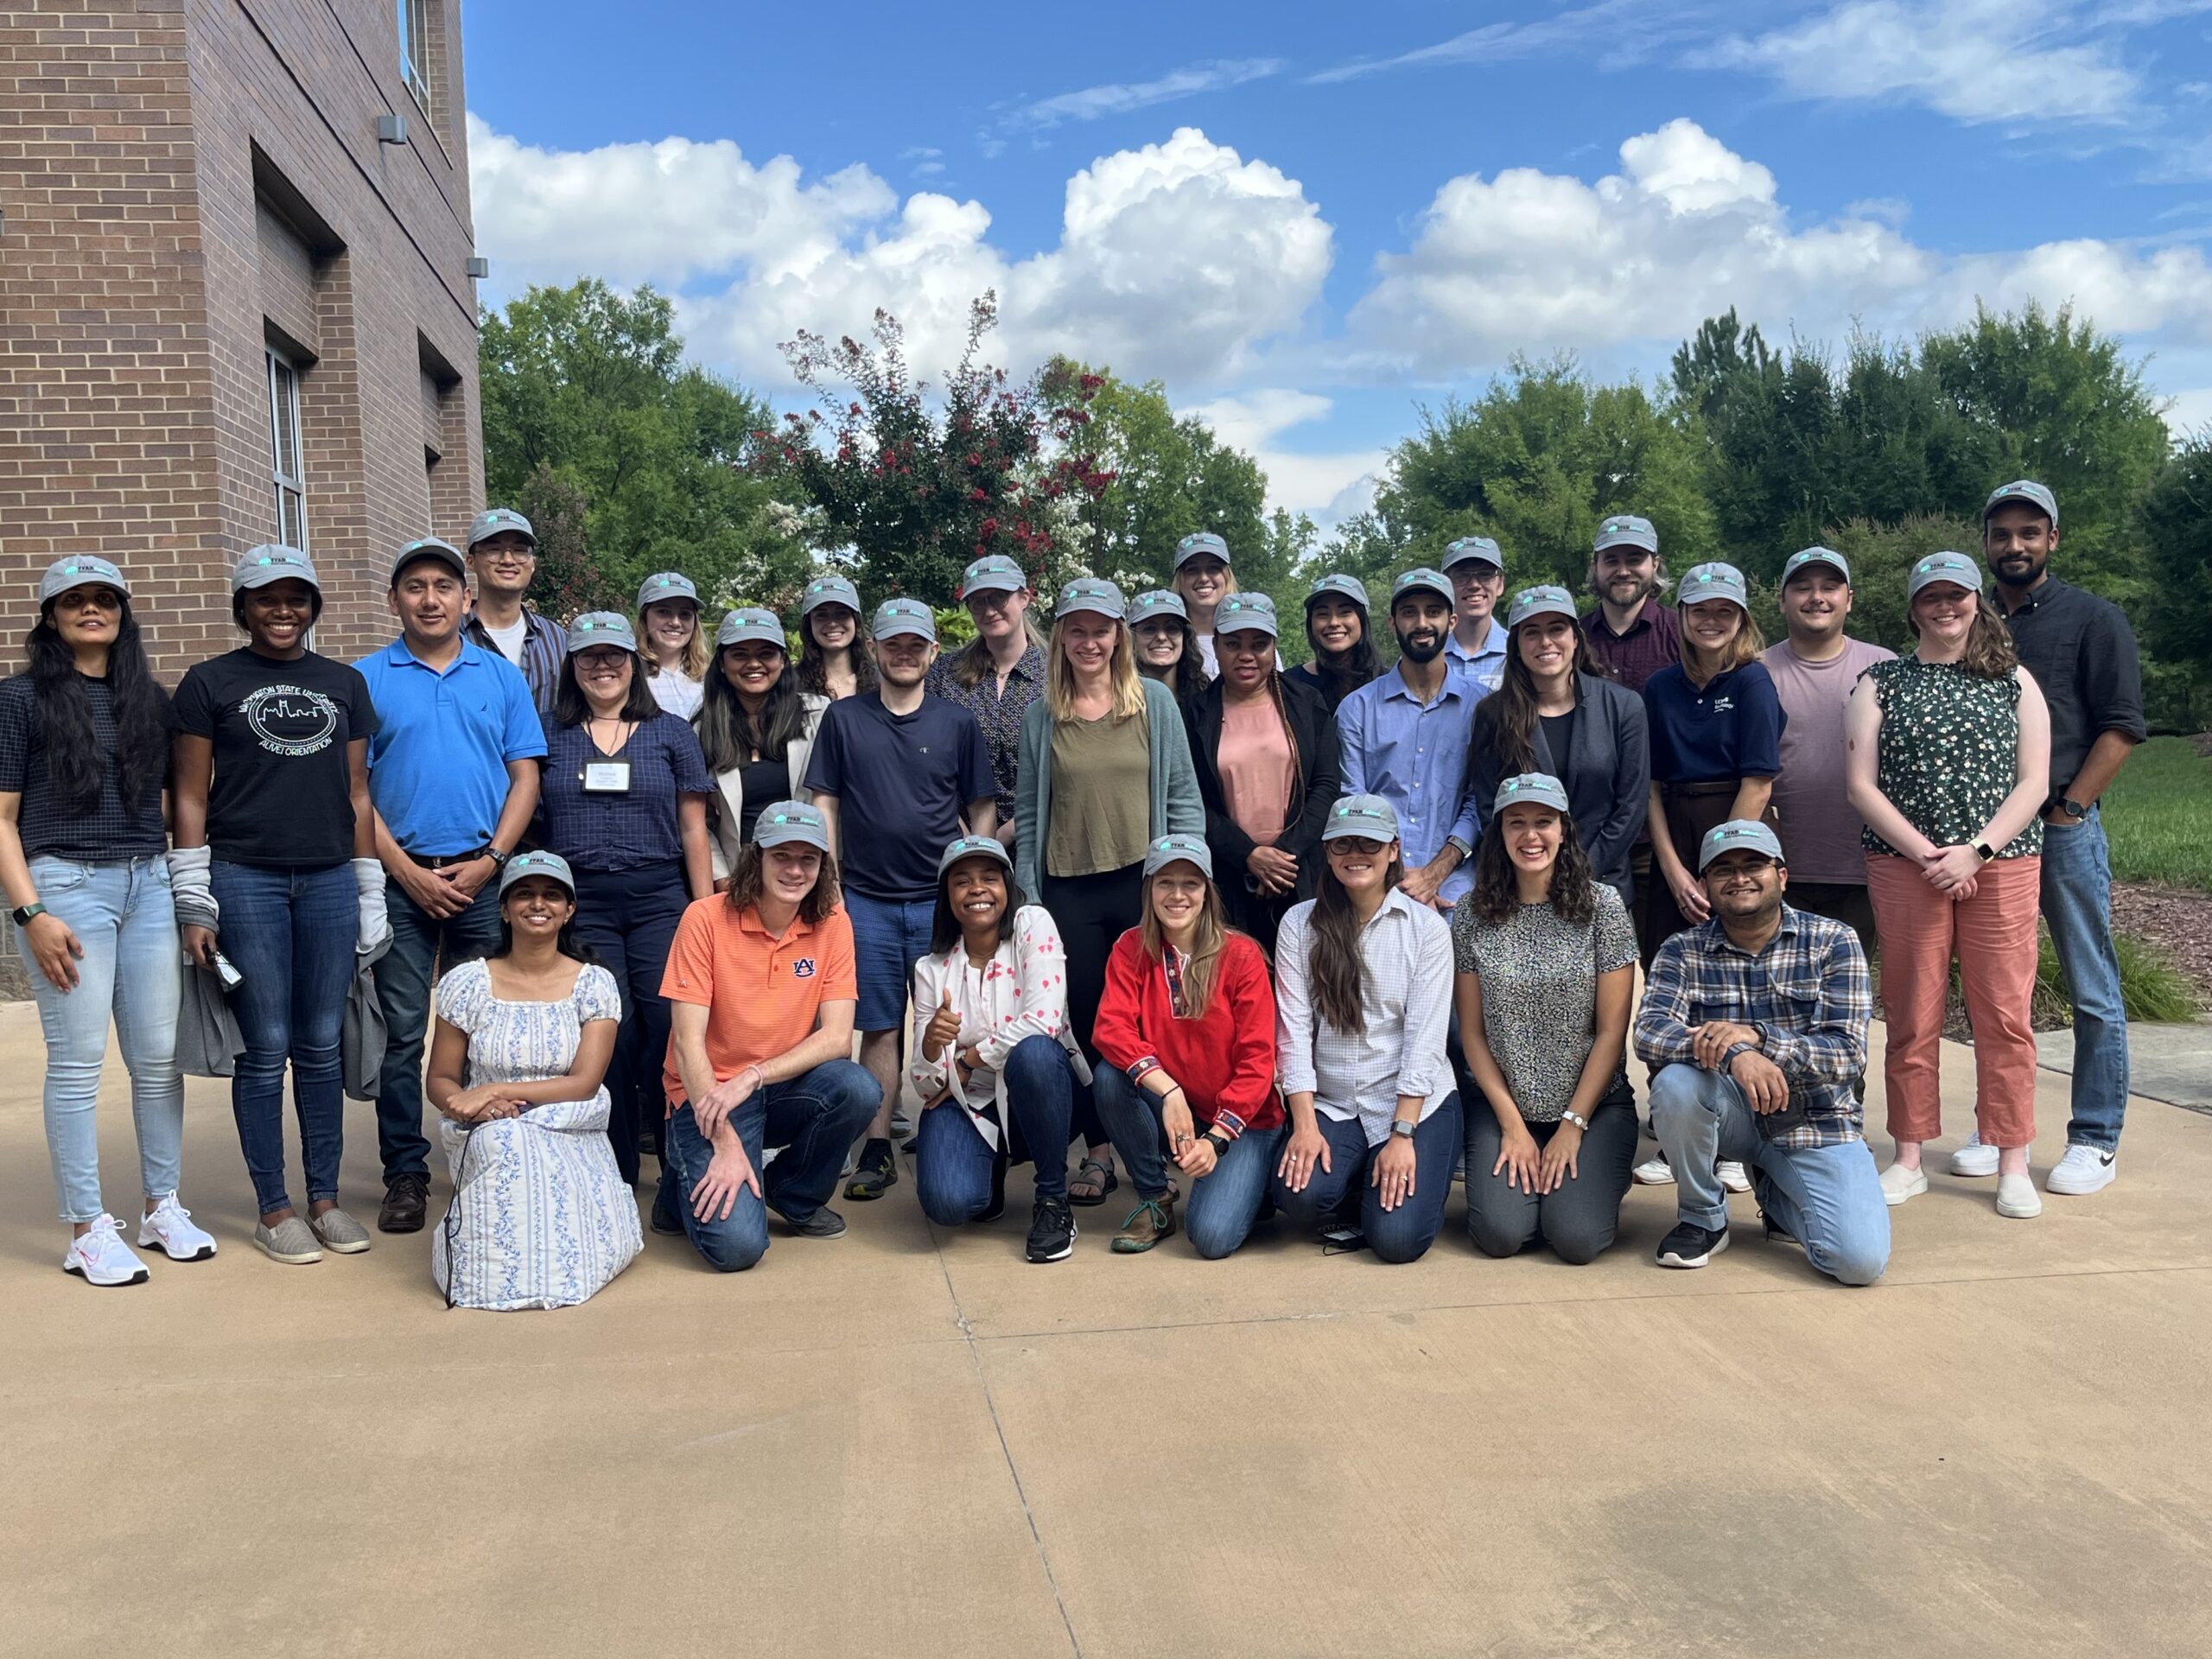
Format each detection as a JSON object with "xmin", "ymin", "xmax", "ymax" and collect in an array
[{"xmin": 3, "ymin": 475, "xmax": 2145, "ymax": 1307}]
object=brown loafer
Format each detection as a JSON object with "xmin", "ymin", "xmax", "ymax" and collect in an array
[
  {"xmin": 1111, "ymin": 1193, "xmax": 1177, "ymax": 1254},
  {"xmin": 378, "ymin": 1173, "xmax": 429, "ymax": 1234}
]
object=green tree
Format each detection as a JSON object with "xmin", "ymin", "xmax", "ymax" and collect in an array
[{"xmin": 2135, "ymin": 438, "xmax": 2212, "ymax": 731}]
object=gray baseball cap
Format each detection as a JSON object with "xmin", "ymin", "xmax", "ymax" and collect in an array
[
  {"xmin": 1321, "ymin": 794, "xmax": 1400, "ymax": 843},
  {"xmin": 937, "ymin": 835, "xmax": 1013, "ymax": 880},
  {"xmin": 466, "ymin": 508, "xmax": 536, "ymax": 550},
  {"xmin": 1494, "ymin": 772, "xmax": 1571, "ymax": 816},
  {"xmin": 1677, "ymin": 562, "xmax": 1750, "ymax": 610},
  {"xmin": 1907, "ymin": 550, "xmax": 1985, "ymax": 601},
  {"xmin": 231, "ymin": 545, "xmax": 320, "ymax": 593},
  {"xmin": 872, "ymin": 597, "xmax": 937, "ymax": 643},
  {"xmin": 1213, "ymin": 592, "xmax": 1280, "ymax": 639},
  {"xmin": 1593, "ymin": 514, "xmax": 1658, "ymax": 555},
  {"xmin": 1700, "ymin": 819, "xmax": 1786, "ymax": 871},
  {"xmin": 1125, "ymin": 589, "xmax": 1187, "ymax": 628},
  {"xmin": 1505, "ymin": 584, "xmax": 1579, "ymax": 630},
  {"xmin": 1442, "ymin": 535, "xmax": 1503, "ymax": 573},
  {"xmin": 753, "ymin": 799, "xmax": 831, "ymax": 852},
  {"xmin": 1306, "ymin": 573, "xmax": 1370, "ymax": 610},
  {"xmin": 1057, "ymin": 577, "xmax": 1128, "ymax": 620},
  {"xmin": 1141, "ymin": 832, "xmax": 1214, "ymax": 880},
  {"xmin": 716, "ymin": 607, "xmax": 787, "ymax": 651},
  {"xmin": 799, "ymin": 574, "xmax": 862, "ymax": 616},
  {"xmin": 957, "ymin": 554, "xmax": 1027, "ymax": 600},
  {"xmin": 1782, "ymin": 546, "xmax": 1851, "ymax": 588},
  {"xmin": 567, "ymin": 611, "xmax": 639, "ymax": 655},
  {"xmin": 390, "ymin": 537, "xmax": 467, "ymax": 586},
  {"xmin": 1984, "ymin": 479, "xmax": 2057, "ymax": 528},
  {"xmin": 38, "ymin": 556, "xmax": 130, "ymax": 605},
  {"xmin": 1173, "ymin": 531, "xmax": 1230, "ymax": 570},
  {"xmin": 637, "ymin": 571, "xmax": 699, "ymax": 611},
  {"xmin": 1390, "ymin": 567, "xmax": 1454, "ymax": 608},
  {"xmin": 499, "ymin": 849, "xmax": 576, "ymax": 898}
]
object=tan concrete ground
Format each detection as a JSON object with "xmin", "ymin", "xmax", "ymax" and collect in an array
[{"xmin": 3, "ymin": 997, "xmax": 2209, "ymax": 1659}]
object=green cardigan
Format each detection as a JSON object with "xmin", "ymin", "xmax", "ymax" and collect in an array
[{"xmin": 1014, "ymin": 676, "xmax": 1204, "ymax": 896}]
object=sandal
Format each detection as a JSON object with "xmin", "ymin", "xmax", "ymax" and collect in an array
[{"xmin": 1069, "ymin": 1155, "xmax": 1119, "ymax": 1207}]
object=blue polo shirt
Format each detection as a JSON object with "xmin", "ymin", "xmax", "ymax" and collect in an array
[
  {"xmin": 1643, "ymin": 660, "xmax": 1785, "ymax": 785},
  {"xmin": 355, "ymin": 636, "xmax": 547, "ymax": 857},
  {"xmin": 1445, "ymin": 623, "xmax": 1509, "ymax": 698}
]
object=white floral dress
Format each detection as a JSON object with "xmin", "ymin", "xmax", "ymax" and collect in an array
[{"xmin": 431, "ymin": 958, "xmax": 643, "ymax": 1310}]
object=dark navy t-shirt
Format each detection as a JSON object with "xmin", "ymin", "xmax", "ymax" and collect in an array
[
  {"xmin": 804, "ymin": 691, "xmax": 995, "ymax": 902},
  {"xmin": 1643, "ymin": 661, "xmax": 1785, "ymax": 785}
]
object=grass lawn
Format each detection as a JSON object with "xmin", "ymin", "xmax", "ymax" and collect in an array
[{"xmin": 2102, "ymin": 735, "xmax": 2212, "ymax": 892}]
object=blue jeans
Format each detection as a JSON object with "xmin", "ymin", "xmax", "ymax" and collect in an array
[
  {"xmin": 2039, "ymin": 806, "xmax": 2130, "ymax": 1152},
  {"xmin": 913, "ymin": 1034, "xmax": 1077, "ymax": 1224},
  {"xmin": 658, "ymin": 1058, "xmax": 881, "ymax": 1271},
  {"xmin": 27, "ymin": 855, "xmax": 183, "ymax": 1223},
  {"xmin": 1649, "ymin": 1063, "xmax": 1890, "ymax": 1287},
  {"xmin": 1092, "ymin": 1065, "xmax": 1285, "ymax": 1260},
  {"xmin": 844, "ymin": 889, "xmax": 936, "ymax": 1034},
  {"xmin": 569, "ymin": 860, "xmax": 688, "ymax": 1186},
  {"xmin": 212, "ymin": 860, "xmax": 355, "ymax": 1215},
  {"xmin": 1270, "ymin": 1096, "xmax": 1463, "ymax": 1263},
  {"xmin": 372, "ymin": 872, "xmax": 503, "ymax": 1184}
]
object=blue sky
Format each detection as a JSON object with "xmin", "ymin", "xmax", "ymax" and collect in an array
[{"xmin": 462, "ymin": 0, "xmax": 2212, "ymax": 523}]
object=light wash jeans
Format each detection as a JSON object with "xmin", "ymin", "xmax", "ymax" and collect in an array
[
  {"xmin": 1648, "ymin": 1062, "xmax": 1889, "ymax": 1287},
  {"xmin": 26, "ymin": 855, "xmax": 184, "ymax": 1223},
  {"xmin": 2039, "ymin": 806, "xmax": 2130, "ymax": 1152}
]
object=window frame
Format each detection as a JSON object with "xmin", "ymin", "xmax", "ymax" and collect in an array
[
  {"xmin": 397, "ymin": 0, "xmax": 432, "ymax": 115},
  {"xmin": 266, "ymin": 345, "xmax": 307, "ymax": 553}
]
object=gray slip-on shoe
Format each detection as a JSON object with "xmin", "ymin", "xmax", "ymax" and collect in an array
[
  {"xmin": 254, "ymin": 1217, "xmax": 323, "ymax": 1265},
  {"xmin": 310, "ymin": 1207, "xmax": 372, "ymax": 1254}
]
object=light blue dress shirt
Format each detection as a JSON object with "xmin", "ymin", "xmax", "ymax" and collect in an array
[{"xmin": 1334, "ymin": 666, "xmax": 1483, "ymax": 905}]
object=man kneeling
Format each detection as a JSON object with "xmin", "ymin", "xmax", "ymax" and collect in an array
[
  {"xmin": 1633, "ymin": 821, "xmax": 1889, "ymax": 1285},
  {"xmin": 654, "ymin": 800, "xmax": 881, "ymax": 1269}
]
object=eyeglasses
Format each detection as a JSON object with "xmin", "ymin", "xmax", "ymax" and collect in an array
[{"xmin": 1327, "ymin": 836, "xmax": 1389, "ymax": 856}]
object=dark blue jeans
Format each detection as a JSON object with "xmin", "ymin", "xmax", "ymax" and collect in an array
[
  {"xmin": 1092, "ymin": 1065, "xmax": 1285, "ymax": 1260},
  {"xmin": 658, "ymin": 1058, "xmax": 880, "ymax": 1271},
  {"xmin": 2039, "ymin": 807, "xmax": 2130, "ymax": 1152},
  {"xmin": 913, "ymin": 1034, "xmax": 1077, "ymax": 1224},
  {"xmin": 1270, "ymin": 1093, "xmax": 1463, "ymax": 1264},
  {"xmin": 569, "ymin": 860, "xmax": 689, "ymax": 1186},
  {"xmin": 211, "ymin": 860, "xmax": 356, "ymax": 1215},
  {"xmin": 372, "ymin": 872, "xmax": 502, "ymax": 1184}
]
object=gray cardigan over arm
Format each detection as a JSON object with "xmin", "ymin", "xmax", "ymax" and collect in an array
[{"xmin": 1015, "ymin": 675, "xmax": 1204, "ymax": 897}]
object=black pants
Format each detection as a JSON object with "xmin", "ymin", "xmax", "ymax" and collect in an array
[
  {"xmin": 1039, "ymin": 861, "xmax": 1141, "ymax": 1150},
  {"xmin": 569, "ymin": 859, "xmax": 690, "ymax": 1186}
]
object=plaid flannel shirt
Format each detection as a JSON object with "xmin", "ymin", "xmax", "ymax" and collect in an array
[{"xmin": 1632, "ymin": 905, "xmax": 1871, "ymax": 1149}]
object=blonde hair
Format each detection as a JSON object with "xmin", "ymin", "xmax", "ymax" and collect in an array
[
  {"xmin": 1046, "ymin": 613, "xmax": 1147, "ymax": 720},
  {"xmin": 1139, "ymin": 868, "xmax": 1231, "ymax": 1021},
  {"xmin": 1681, "ymin": 607, "xmax": 1764, "ymax": 687},
  {"xmin": 639, "ymin": 599, "xmax": 713, "ymax": 680}
]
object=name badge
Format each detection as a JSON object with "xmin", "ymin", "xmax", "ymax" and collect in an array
[{"xmin": 582, "ymin": 760, "xmax": 632, "ymax": 793}]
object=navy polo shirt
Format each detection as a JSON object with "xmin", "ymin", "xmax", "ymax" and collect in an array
[
  {"xmin": 804, "ymin": 691, "xmax": 995, "ymax": 903},
  {"xmin": 1643, "ymin": 660, "xmax": 1784, "ymax": 785},
  {"xmin": 355, "ymin": 636, "xmax": 548, "ymax": 857}
]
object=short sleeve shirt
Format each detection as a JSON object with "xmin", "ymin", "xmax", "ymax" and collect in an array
[
  {"xmin": 537, "ymin": 710, "xmax": 711, "ymax": 873},
  {"xmin": 354, "ymin": 637, "xmax": 549, "ymax": 858},
  {"xmin": 1643, "ymin": 661, "xmax": 1785, "ymax": 785},
  {"xmin": 659, "ymin": 897, "xmax": 858, "ymax": 1108},
  {"xmin": 803, "ymin": 692, "xmax": 995, "ymax": 902},
  {"xmin": 1862, "ymin": 657, "xmax": 2041, "ymax": 860},
  {"xmin": 1759, "ymin": 638, "xmax": 1894, "ymax": 884},
  {"xmin": 0, "ymin": 671, "xmax": 175, "ymax": 861},
  {"xmin": 1452, "ymin": 884, "xmax": 1637, "ymax": 1122}
]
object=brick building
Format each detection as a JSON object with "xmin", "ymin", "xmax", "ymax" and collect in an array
[{"xmin": 0, "ymin": 0, "xmax": 485, "ymax": 677}]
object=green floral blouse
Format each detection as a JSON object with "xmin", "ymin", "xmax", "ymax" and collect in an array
[{"xmin": 1861, "ymin": 656, "xmax": 2041, "ymax": 860}]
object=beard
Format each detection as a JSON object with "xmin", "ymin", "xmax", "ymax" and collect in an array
[
  {"xmin": 1988, "ymin": 549, "xmax": 2046, "ymax": 588},
  {"xmin": 1395, "ymin": 629, "xmax": 1445, "ymax": 664}
]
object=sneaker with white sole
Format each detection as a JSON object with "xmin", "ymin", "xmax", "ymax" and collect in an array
[
  {"xmin": 1632, "ymin": 1155, "xmax": 1676, "ymax": 1185},
  {"xmin": 1996, "ymin": 1171, "xmax": 2043, "ymax": 1219},
  {"xmin": 1655, "ymin": 1220, "xmax": 1730, "ymax": 1268},
  {"xmin": 309, "ymin": 1207, "xmax": 372, "ymax": 1253},
  {"xmin": 1716, "ymin": 1160, "xmax": 1751, "ymax": 1194},
  {"xmin": 63, "ymin": 1215, "xmax": 150, "ymax": 1286},
  {"xmin": 1878, "ymin": 1162, "xmax": 1929, "ymax": 1206},
  {"xmin": 1948, "ymin": 1130, "xmax": 1999, "ymax": 1178},
  {"xmin": 2046, "ymin": 1144, "xmax": 2117, "ymax": 1196},
  {"xmin": 136, "ymin": 1196, "xmax": 218, "ymax": 1262}
]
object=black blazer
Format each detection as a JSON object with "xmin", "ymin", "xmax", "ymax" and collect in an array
[
  {"xmin": 1467, "ymin": 671, "xmax": 1649, "ymax": 904},
  {"xmin": 1182, "ymin": 674, "xmax": 1342, "ymax": 896}
]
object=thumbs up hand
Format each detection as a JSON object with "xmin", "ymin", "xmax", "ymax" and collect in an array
[{"xmin": 925, "ymin": 983, "xmax": 963, "ymax": 1059}]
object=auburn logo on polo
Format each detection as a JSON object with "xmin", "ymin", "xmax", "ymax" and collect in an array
[{"xmin": 793, "ymin": 958, "xmax": 817, "ymax": 979}]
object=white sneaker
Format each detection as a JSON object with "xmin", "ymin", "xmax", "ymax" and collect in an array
[
  {"xmin": 63, "ymin": 1215, "xmax": 150, "ymax": 1286},
  {"xmin": 137, "ymin": 1196, "xmax": 218, "ymax": 1262},
  {"xmin": 1948, "ymin": 1131, "xmax": 1999, "ymax": 1178},
  {"xmin": 2047, "ymin": 1144, "xmax": 2117, "ymax": 1196},
  {"xmin": 1632, "ymin": 1155, "xmax": 1676, "ymax": 1185},
  {"xmin": 1997, "ymin": 1170, "xmax": 2043, "ymax": 1218},
  {"xmin": 1879, "ymin": 1162, "xmax": 1929, "ymax": 1207},
  {"xmin": 1717, "ymin": 1160, "xmax": 1752, "ymax": 1194}
]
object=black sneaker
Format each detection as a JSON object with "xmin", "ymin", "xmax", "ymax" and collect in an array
[
  {"xmin": 844, "ymin": 1138, "xmax": 898, "ymax": 1201},
  {"xmin": 649, "ymin": 1179, "xmax": 683, "ymax": 1236},
  {"xmin": 978, "ymin": 1154, "xmax": 1008, "ymax": 1224},
  {"xmin": 1026, "ymin": 1195, "xmax": 1076, "ymax": 1263},
  {"xmin": 780, "ymin": 1205, "xmax": 848, "ymax": 1240},
  {"xmin": 1655, "ymin": 1220, "xmax": 1731, "ymax": 1268},
  {"xmin": 378, "ymin": 1173, "xmax": 429, "ymax": 1234}
]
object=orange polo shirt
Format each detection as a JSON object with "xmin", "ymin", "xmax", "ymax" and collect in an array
[{"xmin": 658, "ymin": 896, "xmax": 857, "ymax": 1110}]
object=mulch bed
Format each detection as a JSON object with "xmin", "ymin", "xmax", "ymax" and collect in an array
[{"xmin": 2112, "ymin": 881, "xmax": 2212, "ymax": 1009}]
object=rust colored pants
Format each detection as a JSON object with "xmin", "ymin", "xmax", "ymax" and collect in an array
[{"xmin": 1865, "ymin": 853, "xmax": 2042, "ymax": 1149}]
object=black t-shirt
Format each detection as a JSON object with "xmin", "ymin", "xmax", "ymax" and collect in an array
[
  {"xmin": 735, "ymin": 754, "xmax": 790, "ymax": 846},
  {"xmin": 0, "ymin": 671, "xmax": 175, "ymax": 861},
  {"xmin": 1540, "ymin": 709, "xmax": 1578, "ymax": 770},
  {"xmin": 174, "ymin": 648, "xmax": 381, "ymax": 868},
  {"xmin": 803, "ymin": 691, "xmax": 995, "ymax": 901}
]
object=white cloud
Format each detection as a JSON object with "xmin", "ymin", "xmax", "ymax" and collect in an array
[
  {"xmin": 2163, "ymin": 385, "xmax": 2212, "ymax": 435},
  {"xmin": 1187, "ymin": 390, "xmax": 1388, "ymax": 523},
  {"xmin": 1002, "ymin": 59, "xmax": 1283, "ymax": 130}
]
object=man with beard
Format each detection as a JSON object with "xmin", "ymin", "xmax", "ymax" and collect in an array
[
  {"xmin": 1335, "ymin": 569, "xmax": 1483, "ymax": 909},
  {"xmin": 1980, "ymin": 480, "xmax": 2145, "ymax": 1198},
  {"xmin": 1636, "ymin": 822, "xmax": 1885, "ymax": 1284},
  {"xmin": 1580, "ymin": 514, "xmax": 1681, "ymax": 693}
]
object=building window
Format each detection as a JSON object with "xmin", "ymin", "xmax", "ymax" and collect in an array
[
  {"xmin": 267, "ymin": 346, "xmax": 307, "ymax": 550},
  {"xmin": 398, "ymin": 0, "xmax": 432, "ymax": 114}
]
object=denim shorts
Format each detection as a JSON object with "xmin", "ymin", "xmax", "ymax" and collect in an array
[{"xmin": 843, "ymin": 888, "xmax": 936, "ymax": 1033}]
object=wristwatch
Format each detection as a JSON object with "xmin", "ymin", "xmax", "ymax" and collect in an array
[
  {"xmin": 2054, "ymin": 797, "xmax": 2087, "ymax": 822},
  {"xmin": 1559, "ymin": 1108, "xmax": 1590, "ymax": 1131},
  {"xmin": 1446, "ymin": 835, "xmax": 1474, "ymax": 861},
  {"xmin": 1389, "ymin": 1117, "xmax": 1418, "ymax": 1140},
  {"xmin": 485, "ymin": 846, "xmax": 512, "ymax": 870},
  {"xmin": 1973, "ymin": 839, "xmax": 1997, "ymax": 863},
  {"xmin": 10, "ymin": 901, "xmax": 45, "ymax": 927},
  {"xmin": 1201, "ymin": 1129, "xmax": 1232, "ymax": 1158}
]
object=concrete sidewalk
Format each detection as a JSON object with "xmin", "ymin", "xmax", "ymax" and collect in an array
[{"xmin": 4, "ymin": 999, "xmax": 2209, "ymax": 1659}]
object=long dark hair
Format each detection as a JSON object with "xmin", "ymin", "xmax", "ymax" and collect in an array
[
  {"xmin": 1470, "ymin": 807, "xmax": 1599, "ymax": 928},
  {"xmin": 552, "ymin": 649, "xmax": 660, "ymax": 727},
  {"xmin": 928, "ymin": 856, "xmax": 1029, "ymax": 957},
  {"xmin": 1217, "ymin": 661, "xmax": 1307, "ymax": 827},
  {"xmin": 795, "ymin": 609, "xmax": 878, "ymax": 697},
  {"xmin": 26, "ymin": 594, "xmax": 169, "ymax": 816},
  {"xmin": 1303, "ymin": 598, "xmax": 1382, "ymax": 706},
  {"xmin": 1306, "ymin": 842, "xmax": 1408, "ymax": 1037},
  {"xmin": 1471, "ymin": 615, "xmax": 1600, "ymax": 778},
  {"xmin": 470, "ymin": 881, "xmax": 599, "ymax": 967},
  {"xmin": 696, "ymin": 645, "xmax": 808, "ymax": 772},
  {"xmin": 1135, "ymin": 616, "xmax": 1209, "ymax": 703}
]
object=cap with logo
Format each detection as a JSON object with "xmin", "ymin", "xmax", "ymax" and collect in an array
[
  {"xmin": 1505, "ymin": 584, "xmax": 1579, "ymax": 631},
  {"xmin": 716, "ymin": 607, "xmax": 786, "ymax": 651},
  {"xmin": 230, "ymin": 544, "xmax": 320, "ymax": 594},
  {"xmin": 1321, "ymin": 794, "xmax": 1400, "ymax": 844},
  {"xmin": 1213, "ymin": 592, "xmax": 1280, "ymax": 639},
  {"xmin": 466, "ymin": 507, "xmax": 537, "ymax": 550},
  {"xmin": 1142, "ymin": 832, "xmax": 1215, "ymax": 880},
  {"xmin": 1983, "ymin": 479, "xmax": 2058, "ymax": 529},
  {"xmin": 1442, "ymin": 535, "xmax": 1503, "ymax": 573},
  {"xmin": 1781, "ymin": 546, "xmax": 1851, "ymax": 588},
  {"xmin": 37, "ymin": 556, "xmax": 130, "ymax": 606},
  {"xmin": 1907, "ymin": 550, "xmax": 1985, "ymax": 601},
  {"xmin": 1676, "ymin": 562, "xmax": 1749, "ymax": 611},
  {"xmin": 389, "ymin": 536, "xmax": 467, "ymax": 586},
  {"xmin": 799, "ymin": 574, "xmax": 863, "ymax": 617},
  {"xmin": 499, "ymin": 849, "xmax": 577, "ymax": 898},
  {"xmin": 957, "ymin": 554, "xmax": 1027, "ymax": 600},
  {"xmin": 1173, "ymin": 531, "xmax": 1231, "ymax": 570},
  {"xmin": 753, "ymin": 799, "xmax": 831, "ymax": 853},
  {"xmin": 1057, "ymin": 576, "xmax": 1128, "ymax": 621},
  {"xmin": 637, "ymin": 571, "xmax": 699, "ymax": 612},
  {"xmin": 1494, "ymin": 772, "xmax": 1570, "ymax": 816},
  {"xmin": 937, "ymin": 835, "xmax": 1013, "ymax": 880},
  {"xmin": 1593, "ymin": 514, "xmax": 1659, "ymax": 555},
  {"xmin": 566, "ymin": 612, "xmax": 639, "ymax": 656},
  {"xmin": 1390, "ymin": 567, "xmax": 1454, "ymax": 608},
  {"xmin": 1124, "ymin": 588, "xmax": 1187, "ymax": 627},
  {"xmin": 1306, "ymin": 573, "xmax": 1370, "ymax": 611},
  {"xmin": 872, "ymin": 598, "xmax": 937, "ymax": 643},
  {"xmin": 1699, "ymin": 819, "xmax": 1786, "ymax": 871}
]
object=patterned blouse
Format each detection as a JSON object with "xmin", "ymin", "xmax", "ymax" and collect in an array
[
  {"xmin": 926, "ymin": 643, "xmax": 1046, "ymax": 820},
  {"xmin": 1860, "ymin": 657, "xmax": 2041, "ymax": 860},
  {"xmin": 1452, "ymin": 883, "xmax": 1638, "ymax": 1122}
]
